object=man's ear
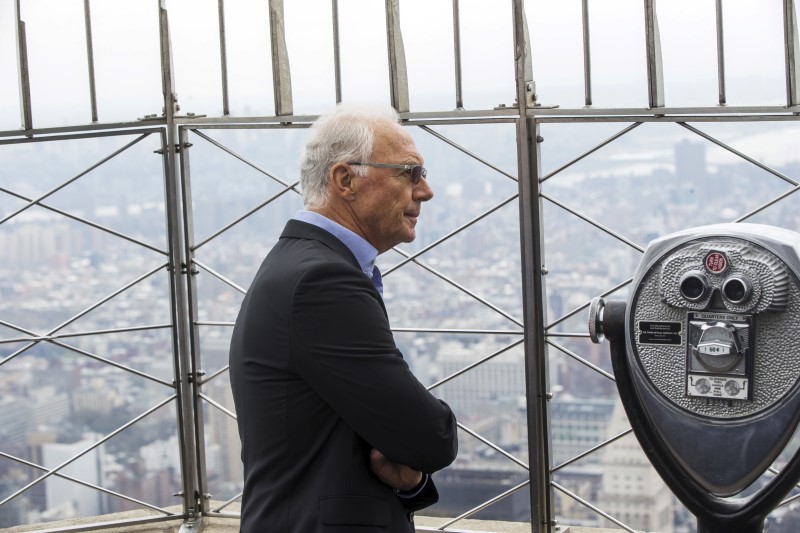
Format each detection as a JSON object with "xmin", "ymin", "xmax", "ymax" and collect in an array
[{"xmin": 329, "ymin": 162, "xmax": 356, "ymax": 201}]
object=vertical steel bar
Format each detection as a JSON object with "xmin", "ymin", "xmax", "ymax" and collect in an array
[
  {"xmin": 643, "ymin": 0, "xmax": 665, "ymax": 108},
  {"xmin": 715, "ymin": 0, "xmax": 727, "ymax": 105},
  {"xmin": 785, "ymin": 0, "xmax": 800, "ymax": 106},
  {"xmin": 269, "ymin": 0, "xmax": 293, "ymax": 116},
  {"xmin": 513, "ymin": 4, "xmax": 553, "ymax": 533},
  {"xmin": 385, "ymin": 0, "xmax": 410, "ymax": 112},
  {"xmin": 581, "ymin": 0, "xmax": 592, "ymax": 106},
  {"xmin": 14, "ymin": 0, "xmax": 33, "ymax": 131},
  {"xmin": 218, "ymin": 0, "xmax": 230, "ymax": 116},
  {"xmin": 452, "ymin": 0, "xmax": 464, "ymax": 109},
  {"xmin": 158, "ymin": 0, "xmax": 200, "ymax": 522},
  {"xmin": 178, "ymin": 126, "xmax": 211, "ymax": 514},
  {"xmin": 332, "ymin": 0, "xmax": 342, "ymax": 103},
  {"xmin": 83, "ymin": 0, "xmax": 99, "ymax": 122}
]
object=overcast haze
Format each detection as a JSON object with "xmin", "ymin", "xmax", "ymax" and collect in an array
[{"xmin": 1, "ymin": 0, "xmax": 793, "ymax": 130}]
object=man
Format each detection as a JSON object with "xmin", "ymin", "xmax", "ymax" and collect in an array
[{"xmin": 229, "ymin": 102, "xmax": 458, "ymax": 532}]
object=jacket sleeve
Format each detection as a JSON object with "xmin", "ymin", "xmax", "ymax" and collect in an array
[{"xmin": 289, "ymin": 260, "xmax": 458, "ymax": 474}]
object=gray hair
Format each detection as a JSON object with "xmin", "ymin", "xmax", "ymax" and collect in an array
[{"xmin": 299, "ymin": 102, "xmax": 400, "ymax": 208}]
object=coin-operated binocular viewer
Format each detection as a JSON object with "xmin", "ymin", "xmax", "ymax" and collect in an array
[{"xmin": 589, "ymin": 223, "xmax": 800, "ymax": 533}]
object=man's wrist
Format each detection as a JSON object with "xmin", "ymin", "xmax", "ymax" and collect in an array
[{"xmin": 395, "ymin": 473, "xmax": 429, "ymax": 498}]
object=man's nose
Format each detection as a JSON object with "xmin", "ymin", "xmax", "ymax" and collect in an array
[{"xmin": 415, "ymin": 177, "xmax": 434, "ymax": 202}]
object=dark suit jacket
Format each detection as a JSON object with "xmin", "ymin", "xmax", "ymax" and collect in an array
[{"xmin": 229, "ymin": 219, "xmax": 458, "ymax": 532}]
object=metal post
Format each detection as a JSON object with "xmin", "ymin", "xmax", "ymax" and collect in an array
[
  {"xmin": 513, "ymin": 2, "xmax": 554, "ymax": 532},
  {"xmin": 158, "ymin": 0, "xmax": 202, "ymax": 526},
  {"xmin": 218, "ymin": 0, "xmax": 230, "ymax": 116},
  {"xmin": 269, "ymin": 0, "xmax": 293, "ymax": 116},
  {"xmin": 715, "ymin": 0, "xmax": 726, "ymax": 105},
  {"xmin": 178, "ymin": 125, "xmax": 211, "ymax": 514},
  {"xmin": 83, "ymin": 0, "xmax": 99, "ymax": 122},
  {"xmin": 581, "ymin": 0, "xmax": 592, "ymax": 106},
  {"xmin": 13, "ymin": 0, "xmax": 33, "ymax": 131},
  {"xmin": 452, "ymin": 0, "xmax": 464, "ymax": 110},
  {"xmin": 644, "ymin": 0, "xmax": 665, "ymax": 108},
  {"xmin": 332, "ymin": 0, "xmax": 342, "ymax": 103},
  {"xmin": 385, "ymin": 0, "xmax": 410, "ymax": 113},
  {"xmin": 785, "ymin": 0, "xmax": 800, "ymax": 107}
]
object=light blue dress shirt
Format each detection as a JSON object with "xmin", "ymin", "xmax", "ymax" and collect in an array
[{"xmin": 293, "ymin": 210, "xmax": 383, "ymax": 296}]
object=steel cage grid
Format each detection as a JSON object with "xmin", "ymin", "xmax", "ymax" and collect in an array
[{"xmin": 1, "ymin": 0, "xmax": 800, "ymax": 532}]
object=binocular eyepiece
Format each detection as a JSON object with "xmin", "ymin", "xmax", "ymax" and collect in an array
[{"xmin": 678, "ymin": 271, "xmax": 754, "ymax": 305}]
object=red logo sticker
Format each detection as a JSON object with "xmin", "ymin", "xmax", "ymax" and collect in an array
[{"xmin": 705, "ymin": 252, "xmax": 728, "ymax": 273}]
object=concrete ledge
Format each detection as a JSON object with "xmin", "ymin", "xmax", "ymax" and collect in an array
[{"xmin": 1, "ymin": 508, "xmax": 623, "ymax": 533}]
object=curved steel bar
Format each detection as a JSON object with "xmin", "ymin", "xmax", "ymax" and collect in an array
[
  {"xmin": 438, "ymin": 479, "xmax": 531, "ymax": 530},
  {"xmin": 0, "ymin": 185, "xmax": 167, "ymax": 255},
  {"xmin": 49, "ymin": 338, "xmax": 174, "ymax": 388},
  {"xmin": 734, "ymin": 184, "xmax": 800, "ymax": 223},
  {"xmin": 212, "ymin": 492, "xmax": 243, "ymax": 513},
  {"xmin": 541, "ymin": 193, "xmax": 646, "ymax": 253},
  {"xmin": 0, "ymin": 321, "xmax": 172, "ymax": 344},
  {"xmin": 192, "ymin": 130, "xmax": 297, "ymax": 188},
  {"xmin": 765, "ymin": 465, "xmax": 800, "ymax": 507},
  {"xmin": 427, "ymin": 339, "xmax": 524, "ymax": 391},
  {"xmin": 0, "ymin": 450, "xmax": 172, "ymax": 515},
  {"xmin": 456, "ymin": 422, "xmax": 529, "ymax": 471},
  {"xmin": 546, "ymin": 277, "xmax": 634, "ymax": 331},
  {"xmin": 199, "ymin": 364, "xmax": 229, "ymax": 386},
  {"xmin": 199, "ymin": 392, "xmax": 237, "ymax": 420},
  {"xmin": 539, "ymin": 123, "xmax": 643, "ymax": 183},
  {"xmin": 546, "ymin": 338, "xmax": 616, "ymax": 382},
  {"xmin": 679, "ymin": 122, "xmax": 799, "ymax": 186},
  {"xmin": 0, "ymin": 394, "xmax": 177, "ymax": 508},
  {"xmin": 552, "ymin": 481, "xmax": 637, "ymax": 533},
  {"xmin": 192, "ymin": 259, "xmax": 247, "ymax": 294},
  {"xmin": 383, "ymin": 194, "xmax": 518, "ymax": 276},
  {"xmin": 552, "ymin": 428, "xmax": 633, "ymax": 473},
  {"xmin": 192, "ymin": 181, "xmax": 300, "ymax": 251},
  {"xmin": 418, "ymin": 125, "xmax": 518, "ymax": 181},
  {"xmin": 51, "ymin": 323, "xmax": 172, "ymax": 340},
  {"xmin": 0, "ymin": 132, "xmax": 151, "ymax": 226},
  {"xmin": 386, "ymin": 249, "xmax": 524, "ymax": 328},
  {"xmin": 0, "ymin": 262, "xmax": 168, "ymax": 368}
]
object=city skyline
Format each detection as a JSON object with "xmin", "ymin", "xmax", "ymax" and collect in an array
[{"xmin": 2, "ymin": 120, "xmax": 799, "ymax": 529}]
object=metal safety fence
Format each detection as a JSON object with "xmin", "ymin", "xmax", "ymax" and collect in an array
[{"xmin": 1, "ymin": 1, "xmax": 799, "ymax": 532}]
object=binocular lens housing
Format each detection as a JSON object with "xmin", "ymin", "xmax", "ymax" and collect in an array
[
  {"xmin": 722, "ymin": 275, "xmax": 752, "ymax": 304},
  {"xmin": 680, "ymin": 271, "xmax": 709, "ymax": 301}
]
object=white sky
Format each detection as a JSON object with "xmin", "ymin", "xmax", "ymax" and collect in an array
[{"xmin": 0, "ymin": 0, "xmax": 791, "ymax": 130}]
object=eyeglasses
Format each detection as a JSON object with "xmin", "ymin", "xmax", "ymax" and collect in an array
[{"xmin": 347, "ymin": 161, "xmax": 427, "ymax": 185}]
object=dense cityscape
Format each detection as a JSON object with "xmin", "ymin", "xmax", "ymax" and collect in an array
[{"xmin": 1, "ymin": 121, "xmax": 800, "ymax": 531}]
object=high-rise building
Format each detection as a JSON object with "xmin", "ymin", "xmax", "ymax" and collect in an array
[
  {"xmin": 41, "ymin": 436, "xmax": 107, "ymax": 520},
  {"xmin": 598, "ymin": 400, "xmax": 674, "ymax": 532}
]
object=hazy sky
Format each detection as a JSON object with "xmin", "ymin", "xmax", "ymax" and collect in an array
[{"xmin": 0, "ymin": 0, "xmax": 791, "ymax": 130}]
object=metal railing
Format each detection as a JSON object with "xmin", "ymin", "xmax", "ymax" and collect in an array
[{"xmin": 1, "ymin": 1, "xmax": 800, "ymax": 532}]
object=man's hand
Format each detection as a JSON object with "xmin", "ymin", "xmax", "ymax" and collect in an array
[{"xmin": 370, "ymin": 448, "xmax": 423, "ymax": 491}]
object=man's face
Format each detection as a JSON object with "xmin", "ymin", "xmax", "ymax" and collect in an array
[{"xmin": 351, "ymin": 122, "xmax": 434, "ymax": 253}]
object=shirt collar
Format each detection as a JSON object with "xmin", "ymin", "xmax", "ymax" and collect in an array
[{"xmin": 293, "ymin": 210, "xmax": 379, "ymax": 278}]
